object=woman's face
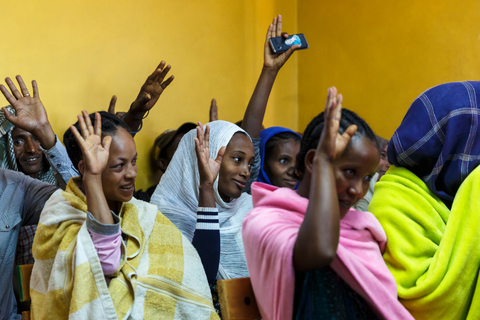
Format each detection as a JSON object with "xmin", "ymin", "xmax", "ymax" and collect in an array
[
  {"xmin": 218, "ymin": 133, "xmax": 255, "ymax": 202},
  {"xmin": 101, "ymin": 127, "xmax": 138, "ymax": 208},
  {"xmin": 264, "ymin": 139, "xmax": 301, "ymax": 189},
  {"xmin": 332, "ymin": 136, "xmax": 379, "ymax": 218},
  {"xmin": 377, "ymin": 144, "xmax": 390, "ymax": 180}
]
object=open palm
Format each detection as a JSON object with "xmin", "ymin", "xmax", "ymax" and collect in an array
[
  {"xmin": 0, "ymin": 76, "xmax": 49, "ymax": 133},
  {"xmin": 70, "ymin": 111, "xmax": 112, "ymax": 176},
  {"xmin": 195, "ymin": 122, "xmax": 225, "ymax": 185}
]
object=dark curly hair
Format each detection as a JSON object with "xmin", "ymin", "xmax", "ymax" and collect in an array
[
  {"xmin": 63, "ymin": 111, "xmax": 130, "ymax": 171},
  {"xmin": 296, "ymin": 108, "xmax": 379, "ymax": 177}
]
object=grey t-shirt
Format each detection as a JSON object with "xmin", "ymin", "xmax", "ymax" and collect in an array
[{"xmin": 0, "ymin": 169, "xmax": 57, "ymax": 320}]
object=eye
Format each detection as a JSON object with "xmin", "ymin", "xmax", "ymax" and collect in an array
[
  {"xmin": 380, "ymin": 152, "xmax": 387, "ymax": 159},
  {"xmin": 365, "ymin": 175, "xmax": 373, "ymax": 182},
  {"xmin": 14, "ymin": 139, "xmax": 24, "ymax": 146},
  {"xmin": 279, "ymin": 158, "xmax": 288, "ymax": 164},
  {"xmin": 132, "ymin": 157, "xmax": 138, "ymax": 165},
  {"xmin": 345, "ymin": 169, "xmax": 355, "ymax": 176},
  {"xmin": 111, "ymin": 163, "xmax": 124, "ymax": 169},
  {"xmin": 232, "ymin": 156, "xmax": 242, "ymax": 162}
]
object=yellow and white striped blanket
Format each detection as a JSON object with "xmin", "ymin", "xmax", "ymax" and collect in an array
[{"xmin": 30, "ymin": 178, "xmax": 218, "ymax": 320}]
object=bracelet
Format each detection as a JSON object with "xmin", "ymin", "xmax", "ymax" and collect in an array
[{"xmin": 122, "ymin": 113, "xmax": 143, "ymax": 134}]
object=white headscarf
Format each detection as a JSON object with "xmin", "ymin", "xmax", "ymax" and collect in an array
[{"xmin": 150, "ymin": 120, "xmax": 253, "ymax": 279}]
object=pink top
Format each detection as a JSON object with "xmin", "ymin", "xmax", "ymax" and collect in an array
[
  {"xmin": 242, "ymin": 182, "xmax": 413, "ymax": 320},
  {"xmin": 88, "ymin": 229, "xmax": 122, "ymax": 275}
]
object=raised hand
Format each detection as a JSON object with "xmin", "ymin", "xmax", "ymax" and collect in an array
[
  {"xmin": 0, "ymin": 76, "xmax": 56, "ymax": 148},
  {"xmin": 70, "ymin": 111, "xmax": 112, "ymax": 176},
  {"xmin": 129, "ymin": 61, "xmax": 174, "ymax": 118},
  {"xmin": 107, "ymin": 95, "xmax": 126, "ymax": 120},
  {"xmin": 209, "ymin": 99, "xmax": 218, "ymax": 122},
  {"xmin": 316, "ymin": 87, "xmax": 357, "ymax": 161},
  {"xmin": 194, "ymin": 122, "xmax": 225, "ymax": 185},
  {"xmin": 264, "ymin": 15, "xmax": 300, "ymax": 71}
]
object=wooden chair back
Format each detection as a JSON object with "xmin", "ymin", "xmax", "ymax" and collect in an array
[
  {"xmin": 217, "ymin": 277, "xmax": 261, "ymax": 320},
  {"xmin": 16, "ymin": 264, "xmax": 33, "ymax": 320}
]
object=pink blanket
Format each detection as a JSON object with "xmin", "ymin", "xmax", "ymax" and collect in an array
[{"xmin": 242, "ymin": 182, "xmax": 413, "ymax": 320}]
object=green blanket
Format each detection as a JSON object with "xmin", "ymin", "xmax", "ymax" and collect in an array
[{"xmin": 369, "ymin": 165, "xmax": 480, "ymax": 319}]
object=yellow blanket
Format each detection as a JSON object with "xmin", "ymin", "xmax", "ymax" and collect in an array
[
  {"xmin": 369, "ymin": 165, "xmax": 480, "ymax": 319},
  {"xmin": 30, "ymin": 178, "xmax": 218, "ymax": 320}
]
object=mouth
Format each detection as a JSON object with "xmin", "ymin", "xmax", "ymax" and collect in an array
[
  {"xmin": 338, "ymin": 199, "xmax": 353, "ymax": 209},
  {"xmin": 283, "ymin": 179, "xmax": 298, "ymax": 187},
  {"xmin": 21, "ymin": 156, "xmax": 41, "ymax": 164},
  {"xmin": 233, "ymin": 179, "xmax": 246, "ymax": 190},
  {"xmin": 119, "ymin": 184, "xmax": 135, "ymax": 193}
]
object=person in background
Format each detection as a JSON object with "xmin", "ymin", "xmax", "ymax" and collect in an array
[
  {"xmin": 369, "ymin": 81, "xmax": 480, "ymax": 319},
  {"xmin": 135, "ymin": 122, "xmax": 197, "ymax": 201},
  {"xmin": 0, "ymin": 77, "xmax": 59, "ymax": 320},
  {"xmin": 243, "ymin": 87, "xmax": 413, "ymax": 320},
  {"xmin": 258, "ymin": 127, "xmax": 301, "ymax": 189},
  {"xmin": 376, "ymin": 135, "xmax": 390, "ymax": 180},
  {"xmin": 353, "ymin": 135, "xmax": 390, "ymax": 212}
]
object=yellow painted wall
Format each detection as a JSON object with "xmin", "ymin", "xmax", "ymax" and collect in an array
[
  {"xmin": 0, "ymin": 0, "xmax": 299, "ymax": 189},
  {"xmin": 4, "ymin": 1, "xmax": 474, "ymax": 188},
  {"xmin": 298, "ymin": 0, "xmax": 480, "ymax": 139}
]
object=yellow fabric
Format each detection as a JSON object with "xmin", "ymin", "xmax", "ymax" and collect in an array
[
  {"xmin": 369, "ymin": 165, "xmax": 480, "ymax": 319},
  {"xmin": 30, "ymin": 178, "xmax": 218, "ymax": 320}
]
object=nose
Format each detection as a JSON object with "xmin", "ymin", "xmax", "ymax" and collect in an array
[
  {"xmin": 24, "ymin": 138, "xmax": 37, "ymax": 154},
  {"xmin": 385, "ymin": 162, "xmax": 391, "ymax": 169},
  {"xmin": 125, "ymin": 163, "xmax": 138, "ymax": 180},
  {"xmin": 239, "ymin": 162, "xmax": 250, "ymax": 179},
  {"xmin": 348, "ymin": 179, "xmax": 364, "ymax": 199},
  {"xmin": 286, "ymin": 165, "xmax": 295, "ymax": 177}
]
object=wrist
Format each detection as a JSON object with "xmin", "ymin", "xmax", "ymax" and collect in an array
[
  {"xmin": 262, "ymin": 65, "xmax": 280, "ymax": 75},
  {"xmin": 199, "ymin": 181, "xmax": 215, "ymax": 191},
  {"xmin": 83, "ymin": 172, "xmax": 103, "ymax": 184},
  {"xmin": 128, "ymin": 102, "xmax": 147, "ymax": 121},
  {"xmin": 34, "ymin": 123, "xmax": 56, "ymax": 150}
]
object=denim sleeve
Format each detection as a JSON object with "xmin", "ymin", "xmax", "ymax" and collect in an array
[{"xmin": 42, "ymin": 135, "xmax": 79, "ymax": 189}]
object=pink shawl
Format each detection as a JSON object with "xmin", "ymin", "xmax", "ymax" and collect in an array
[{"xmin": 242, "ymin": 182, "xmax": 413, "ymax": 320}]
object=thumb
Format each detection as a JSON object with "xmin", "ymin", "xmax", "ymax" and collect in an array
[
  {"xmin": 215, "ymin": 146, "xmax": 226, "ymax": 164},
  {"xmin": 137, "ymin": 92, "xmax": 151, "ymax": 106},
  {"xmin": 2, "ymin": 107, "xmax": 18, "ymax": 125},
  {"xmin": 102, "ymin": 135, "xmax": 112, "ymax": 151}
]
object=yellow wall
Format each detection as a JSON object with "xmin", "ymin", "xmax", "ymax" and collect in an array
[
  {"xmin": 0, "ymin": 0, "xmax": 299, "ymax": 189},
  {"xmin": 297, "ymin": 0, "xmax": 480, "ymax": 139},
  {"xmin": 2, "ymin": 1, "xmax": 478, "ymax": 188}
]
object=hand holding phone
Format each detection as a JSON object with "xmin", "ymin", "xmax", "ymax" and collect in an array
[{"xmin": 269, "ymin": 34, "xmax": 309, "ymax": 53}]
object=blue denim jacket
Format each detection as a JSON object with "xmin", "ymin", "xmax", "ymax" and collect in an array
[{"xmin": 0, "ymin": 169, "xmax": 57, "ymax": 320}]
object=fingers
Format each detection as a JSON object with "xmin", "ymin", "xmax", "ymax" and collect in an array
[
  {"xmin": 16, "ymin": 75, "xmax": 30, "ymax": 97},
  {"xmin": 161, "ymin": 75, "xmax": 174, "ymax": 89},
  {"xmin": 5, "ymin": 77, "xmax": 22, "ymax": 100},
  {"xmin": 158, "ymin": 64, "xmax": 171, "ymax": 82},
  {"xmin": 0, "ymin": 84, "xmax": 16, "ymax": 105},
  {"xmin": 70, "ymin": 125, "xmax": 85, "ymax": 146},
  {"xmin": 102, "ymin": 135, "xmax": 112, "ymax": 152},
  {"xmin": 215, "ymin": 146, "xmax": 226, "ymax": 164},
  {"xmin": 108, "ymin": 95, "xmax": 117, "ymax": 114},
  {"xmin": 210, "ymin": 98, "xmax": 218, "ymax": 122},
  {"xmin": 83, "ymin": 110, "xmax": 95, "ymax": 135},
  {"xmin": 146, "ymin": 61, "xmax": 167, "ymax": 83},
  {"xmin": 266, "ymin": 23, "xmax": 273, "ymax": 41},
  {"xmin": 2, "ymin": 107, "xmax": 18, "ymax": 125},
  {"xmin": 94, "ymin": 112, "xmax": 102, "ymax": 136},
  {"xmin": 283, "ymin": 44, "xmax": 300, "ymax": 61},
  {"xmin": 32, "ymin": 80, "xmax": 39, "ymax": 98},
  {"xmin": 272, "ymin": 16, "xmax": 277, "ymax": 37},
  {"xmin": 343, "ymin": 125, "xmax": 358, "ymax": 142},
  {"xmin": 276, "ymin": 14, "xmax": 282, "ymax": 37},
  {"xmin": 204, "ymin": 124, "xmax": 210, "ymax": 151}
]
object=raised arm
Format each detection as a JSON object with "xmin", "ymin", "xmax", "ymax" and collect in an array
[
  {"xmin": 122, "ymin": 61, "xmax": 174, "ymax": 135},
  {"xmin": 192, "ymin": 123, "xmax": 224, "ymax": 282},
  {"xmin": 241, "ymin": 15, "xmax": 300, "ymax": 138},
  {"xmin": 70, "ymin": 111, "xmax": 113, "ymax": 224},
  {"xmin": 293, "ymin": 87, "xmax": 357, "ymax": 272}
]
